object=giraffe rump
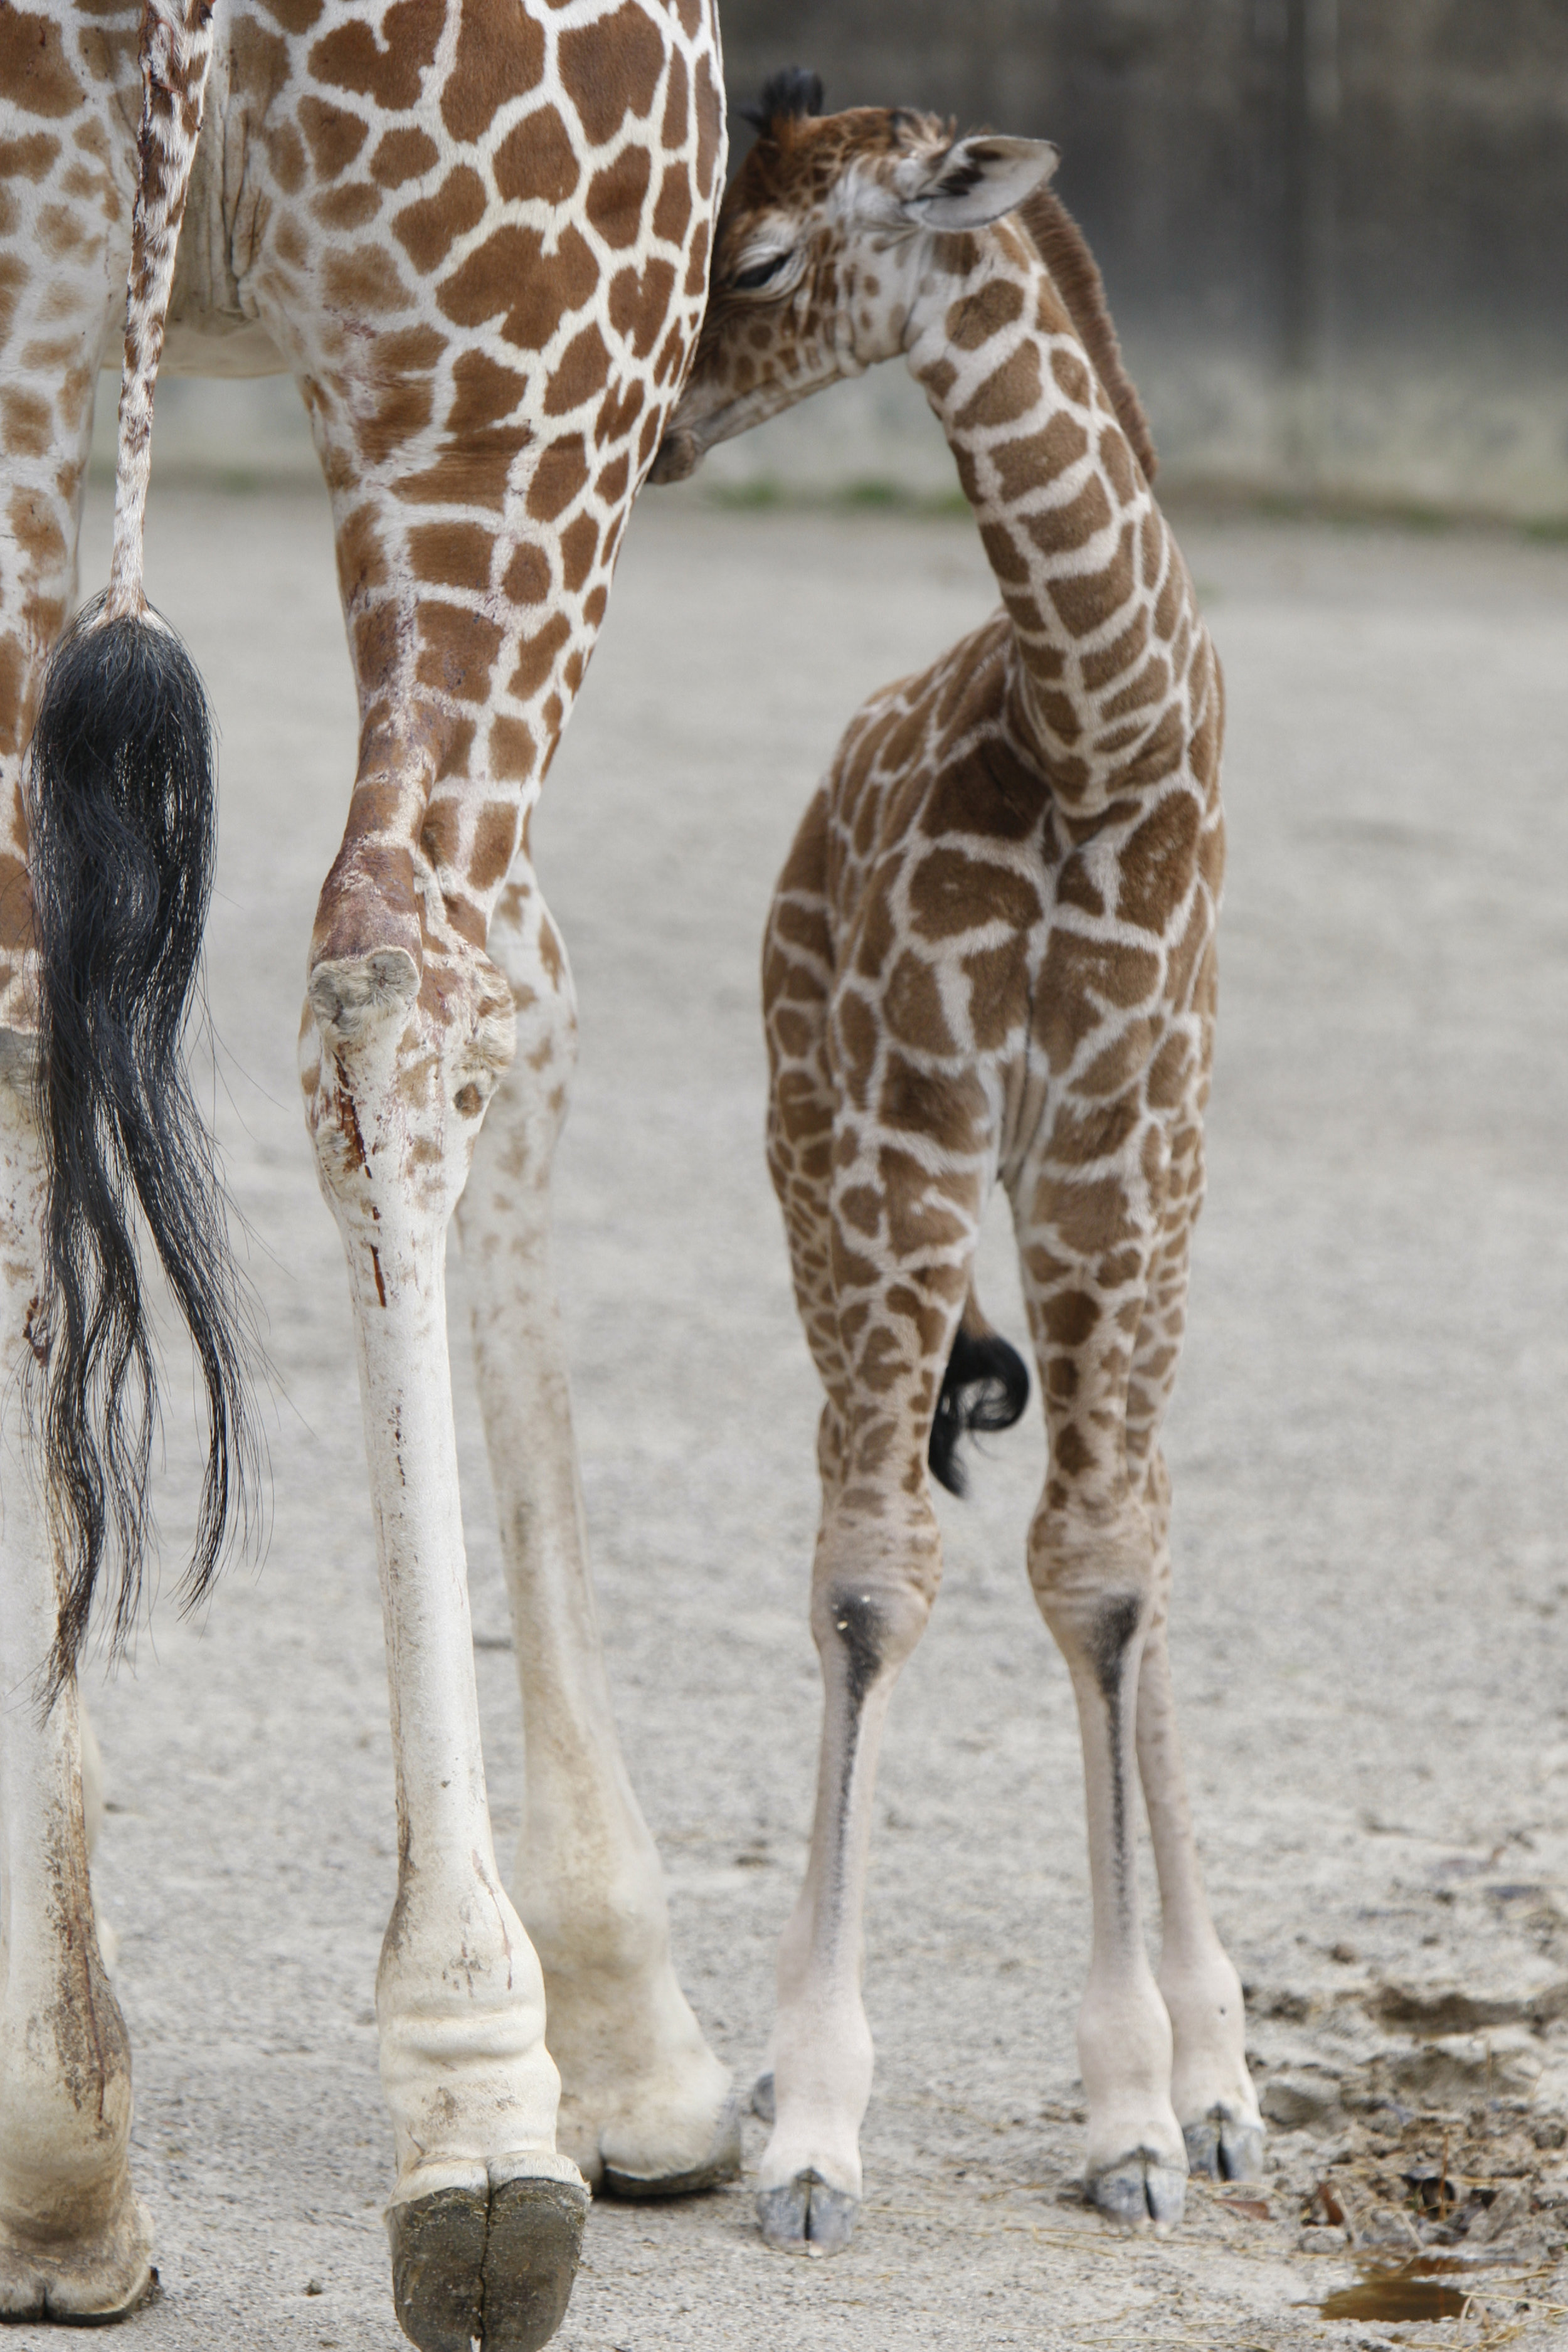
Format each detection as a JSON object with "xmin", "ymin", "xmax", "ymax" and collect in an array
[
  {"xmin": 928, "ymin": 1318, "xmax": 1030, "ymax": 1497},
  {"xmin": 26, "ymin": 596, "xmax": 260, "ymax": 1695}
]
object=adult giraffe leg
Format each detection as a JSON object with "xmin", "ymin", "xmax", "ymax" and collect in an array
[
  {"xmin": 454, "ymin": 870, "xmax": 736, "ymax": 2195},
  {"xmin": 295, "ymin": 473, "xmax": 593, "ymax": 2339},
  {"xmin": 0, "ymin": 173, "xmax": 152, "ymax": 2302},
  {"xmin": 303, "ymin": 891, "xmax": 586, "ymax": 2352},
  {"xmin": 0, "ymin": 1059, "xmax": 153, "ymax": 2323},
  {"xmin": 1016, "ymin": 1137, "xmax": 1188, "ymax": 2233}
]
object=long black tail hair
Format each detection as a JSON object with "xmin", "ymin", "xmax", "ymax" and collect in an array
[
  {"xmin": 928, "ymin": 1295, "xmax": 1030, "ymax": 1498},
  {"xmin": 27, "ymin": 601, "xmax": 259, "ymax": 1688},
  {"xmin": 23, "ymin": 0, "xmax": 256, "ymax": 1695}
]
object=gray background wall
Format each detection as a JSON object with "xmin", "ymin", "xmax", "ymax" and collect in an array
[{"xmin": 108, "ymin": 3, "xmax": 1568, "ymax": 520}]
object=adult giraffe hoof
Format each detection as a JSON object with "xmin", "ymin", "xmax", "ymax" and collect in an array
[
  {"xmin": 0, "ymin": 2195, "xmax": 157, "ymax": 2323},
  {"xmin": 757, "ymin": 2169, "xmax": 859, "ymax": 2257},
  {"xmin": 750, "ymin": 2070, "xmax": 776, "ymax": 2125},
  {"xmin": 600, "ymin": 2092, "xmax": 743, "ymax": 2200},
  {"xmin": 1088, "ymin": 2149, "xmax": 1187, "ymax": 2233},
  {"xmin": 1183, "ymin": 2105, "xmax": 1264, "ymax": 2183},
  {"xmin": 387, "ymin": 2161, "xmax": 586, "ymax": 2352}
]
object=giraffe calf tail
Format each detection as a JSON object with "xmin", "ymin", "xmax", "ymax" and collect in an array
[{"xmin": 928, "ymin": 1290, "xmax": 1030, "ymax": 1498}]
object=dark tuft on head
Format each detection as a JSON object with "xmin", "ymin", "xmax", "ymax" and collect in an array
[
  {"xmin": 741, "ymin": 67, "xmax": 825, "ymax": 134},
  {"xmin": 928, "ymin": 1322, "xmax": 1030, "ymax": 1498}
]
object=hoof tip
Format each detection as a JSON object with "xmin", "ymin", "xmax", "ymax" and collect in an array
[
  {"xmin": 1088, "ymin": 2151, "xmax": 1187, "ymax": 2233},
  {"xmin": 388, "ymin": 2172, "xmax": 586, "ymax": 2352},
  {"xmin": 1184, "ymin": 2107, "xmax": 1265, "ymax": 2183},
  {"xmin": 757, "ymin": 2170, "xmax": 859, "ymax": 2257}
]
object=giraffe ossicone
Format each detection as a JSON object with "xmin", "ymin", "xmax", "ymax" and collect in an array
[
  {"xmin": 0, "ymin": 4, "xmax": 736, "ymax": 2343},
  {"xmin": 658, "ymin": 78, "xmax": 1263, "ymax": 2254}
]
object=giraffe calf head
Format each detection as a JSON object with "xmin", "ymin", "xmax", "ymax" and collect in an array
[{"xmin": 650, "ymin": 77, "xmax": 1057, "ymax": 482}]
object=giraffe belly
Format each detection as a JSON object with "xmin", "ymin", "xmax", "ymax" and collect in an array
[{"xmin": 161, "ymin": 35, "xmax": 289, "ymax": 379}]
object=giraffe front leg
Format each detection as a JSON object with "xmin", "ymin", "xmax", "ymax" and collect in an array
[
  {"xmin": 303, "ymin": 935, "xmax": 585, "ymax": 2352},
  {"xmin": 0, "ymin": 1047, "xmax": 154, "ymax": 2323},
  {"xmin": 1136, "ymin": 1462, "xmax": 1262, "ymax": 2184},
  {"xmin": 454, "ymin": 877, "xmax": 736, "ymax": 2198}
]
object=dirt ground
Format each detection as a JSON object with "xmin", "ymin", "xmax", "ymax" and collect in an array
[{"xmin": 7, "ymin": 479, "xmax": 1568, "ymax": 2351}]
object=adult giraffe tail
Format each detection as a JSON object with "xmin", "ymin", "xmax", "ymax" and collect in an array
[
  {"xmin": 928, "ymin": 1288, "xmax": 1030, "ymax": 1498},
  {"xmin": 25, "ymin": 0, "xmax": 258, "ymax": 1690}
]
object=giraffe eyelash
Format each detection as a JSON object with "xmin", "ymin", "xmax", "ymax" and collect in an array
[{"xmin": 731, "ymin": 249, "xmax": 796, "ymax": 293}]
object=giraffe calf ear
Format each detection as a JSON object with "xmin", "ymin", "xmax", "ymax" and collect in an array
[{"xmin": 901, "ymin": 136, "xmax": 1059, "ymax": 231}]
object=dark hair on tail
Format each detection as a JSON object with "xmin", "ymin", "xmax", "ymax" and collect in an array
[
  {"xmin": 928, "ymin": 1320, "xmax": 1030, "ymax": 1498},
  {"xmin": 1017, "ymin": 184, "xmax": 1159, "ymax": 485},
  {"xmin": 26, "ymin": 593, "xmax": 260, "ymax": 1693},
  {"xmin": 741, "ymin": 68, "xmax": 825, "ymax": 131}
]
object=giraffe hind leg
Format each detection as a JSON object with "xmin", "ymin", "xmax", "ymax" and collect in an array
[
  {"xmin": 1136, "ymin": 1459, "xmax": 1263, "ymax": 2184},
  {"xmin": 455, "ymin": 877, "xmax": 738, "ymax": 2199},
  {"xmin": 1017, "ymin": 1187, "xmax": 1189, "ymax": 2232},
  {"xmin": 0, "ymin": 203, "xmax": 154, "ymax": 2321},
  {"xmin": 758, "ymin": 932, "xmax": 986, "ymax": 2245}
]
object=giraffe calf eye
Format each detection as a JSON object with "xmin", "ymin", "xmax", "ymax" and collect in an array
[{"xmin": 733, "ymin": 252, "xmax": 792, "ymax": 292}]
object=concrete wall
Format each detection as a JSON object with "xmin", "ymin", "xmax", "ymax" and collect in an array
[{"xmin": 102, "ymin": 3, "xmax": 1568, "ymax": 520}]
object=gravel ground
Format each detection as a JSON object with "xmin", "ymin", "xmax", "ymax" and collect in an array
[{"xmin": 7, "ymin": 479, "xmax": 1568, "ymax": 2350}]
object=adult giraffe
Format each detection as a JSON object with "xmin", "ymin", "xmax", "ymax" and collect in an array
[{"xmin": 0, "ymin": 3, "xmax": 734, "ymax": 2344}]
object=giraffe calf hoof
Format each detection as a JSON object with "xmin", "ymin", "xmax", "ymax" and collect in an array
[
  {"xmin": 600, "ymin": 2093, "xmax": 743, "ymax": 2200},
  {"xmin": 751, "ymin": 2069, "xmax": 776, "ymax": 2125},
  {"xmin": 757, "ymin": 2170, "xmax": 859, "ymax": 2257},
  {"xmin": 386, "ymin": 2164, "xmax": 586, "ymax": 2352},
  {"xmin": 1184, "ymin": 2106, "xmax": 1264, "ymax": 2183},
  {"xmin": 1088, "ymin": 2150, "xmax": 1187, "ymax": 2234}
]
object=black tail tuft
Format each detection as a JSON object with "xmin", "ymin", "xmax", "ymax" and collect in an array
[
  {"xmin": 741, "ymin": 68, "xmax": 825, "ymax": 132},
  {"xmin": 26, "ymin": 593, "xmax": 259, "ymax": 1693},
  {"xmin": 928, "ymin": 1324, "xmax": 1030, "ymax": 1498}
]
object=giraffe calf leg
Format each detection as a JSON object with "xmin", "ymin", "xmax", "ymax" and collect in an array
[
  {"xmin": 1137, "ymin": 1617, "xmax": 1263, "ymax": 2182},
  {"xmin": 1030, "ymin": 1501, "xmax": 1189, "ymax": 2233},
  {"xmin": 0, "ymin": 1054, "xmax": 154, "ymax": 2323},
  {"xmin": 757, "ymin": 1527, "xmax": 936, "ymax": 2257}
]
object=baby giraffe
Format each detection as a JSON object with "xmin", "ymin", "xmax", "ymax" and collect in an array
[{"xmin": 655, "ymin": 75, "xmax": 1263, "ymax": 2252}]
